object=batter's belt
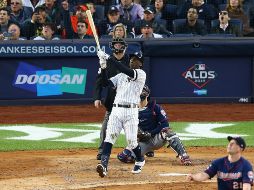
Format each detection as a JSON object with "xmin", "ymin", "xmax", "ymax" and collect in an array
[{"xmin": 113, "ymin": 103, "xmax": 138, "ymax": 108}]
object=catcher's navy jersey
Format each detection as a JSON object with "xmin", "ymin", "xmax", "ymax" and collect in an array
[
  {"xmin": 138, "ymin": 100, "xmax": 169, "ymax": 135},
  {"xmin": 205, "ymin": 156, "xmax": 253, "ymax": 190}
]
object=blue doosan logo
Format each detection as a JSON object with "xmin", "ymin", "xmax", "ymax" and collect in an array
[
  {"xmin": 13, "ymin": 62, "xmax": 87, "ymax": 96},
  {"xmin": 193, "ymin": 89, "xmax": 207, "ymax": 96}
]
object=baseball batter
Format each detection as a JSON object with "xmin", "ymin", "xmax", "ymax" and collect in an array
[
  {"xmin": 96, "ymin": 46, "xmax": 146, "ymax": 178},
  {"xmin": 187, "ymin": 136, "xmax": 253, "ymax": 190},
  {"xmin": 94, "ymin": 37, "xmax": 130, "ymax": 160},
  {"xmin": 117, "ymin": 85, "xmax": 192, "ymax": 165}
]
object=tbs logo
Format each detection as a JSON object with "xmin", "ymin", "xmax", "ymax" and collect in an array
[{"xmin": 182, "ymin": 63, "xmax": 217, "ymax": 89}]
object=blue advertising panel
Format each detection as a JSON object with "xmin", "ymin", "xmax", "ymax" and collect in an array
[
  {"xmin": 150, "ymin": 57, "xmax": 252, "ymax": 99},
  {"xmin": 0, "ymin": 57, "xmax": 99, "ymax": 100}
]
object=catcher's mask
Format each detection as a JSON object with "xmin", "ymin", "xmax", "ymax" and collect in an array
[
  {"xmin": 140, "ymin": 84, "xmax": 150, "ymax": 101},
  {"xmin": 109, "ymin": 37, "xmax": 128, "ymax": 54}
]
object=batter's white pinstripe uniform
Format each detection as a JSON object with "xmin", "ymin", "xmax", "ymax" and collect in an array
[{"xmin": 104, "ymin": 69, "xmax": 146, "ymax": 149}]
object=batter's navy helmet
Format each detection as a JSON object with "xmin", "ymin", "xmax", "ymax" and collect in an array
[{"xmin": 131, "ymin": 51, "xmax": 143, "ymax": 63}]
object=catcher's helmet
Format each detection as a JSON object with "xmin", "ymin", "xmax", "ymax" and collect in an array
[
  {"xmin": 109, "ymin": 37, "xmax": 128, "ymax": 54},
  {"xmin": 140, "ymin": 84, "xmax": 150, "ymax": 101}
]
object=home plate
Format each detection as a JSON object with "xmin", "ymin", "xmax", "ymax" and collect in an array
[{"xmin": 159, "ymin": 173, "xmax": 189, "ymax": 176}]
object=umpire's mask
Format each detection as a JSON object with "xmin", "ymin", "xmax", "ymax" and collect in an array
[{"xmin": 109, "ymin": 37, "xmax": 128, "ymax": 54}]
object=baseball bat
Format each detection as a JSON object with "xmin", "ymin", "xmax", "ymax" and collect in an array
[{"xmin": 86, "ymin": 9, "xmax": 101, "ymax": 50}]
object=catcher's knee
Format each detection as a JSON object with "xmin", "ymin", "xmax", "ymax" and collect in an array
[
  {"xmin": 117, "ymin": 149, "xmax": 135, "ymax": 163},
  {"xmin": 161, "ymin": 128, "xmax": 177, "ymax": 141}
]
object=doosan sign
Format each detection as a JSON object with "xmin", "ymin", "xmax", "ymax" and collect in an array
[
  {"xmin": 15, "ymin": 74, "xmax": 84, "ymax": 85},
  {"xmin": 13, "ymin": 62, "xmax": 87, "ymax": 96}
]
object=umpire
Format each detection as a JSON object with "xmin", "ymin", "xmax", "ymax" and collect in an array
[{"xmin": 94, "ymin": 37, "xmax": 130, "ymax": 160}]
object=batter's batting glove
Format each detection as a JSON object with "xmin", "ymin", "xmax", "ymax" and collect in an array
[
  {"xmin": 97, "ymin": 49, "xmax": 110, "ymax": 60},
  {"xmin": 99, "ymin": 58, "xmax": 107, "ymax": 69}
]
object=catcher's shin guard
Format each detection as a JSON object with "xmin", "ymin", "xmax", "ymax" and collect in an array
[{"xmin": 166, "ymin": 132, "xmax": 192, "ymax": 165}]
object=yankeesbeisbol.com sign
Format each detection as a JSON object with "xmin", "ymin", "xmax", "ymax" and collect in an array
[
  {"xmin": 0, "ymin": 44, "xmax": 103, "ymax": 56},
  {"xmin": 0, "ymin": 41, "xmax": 141, "ymax": 57}
]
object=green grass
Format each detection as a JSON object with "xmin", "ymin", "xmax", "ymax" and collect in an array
[{"xmin": 0, "ymin": 122, "xmax": 253, "ymax": 151}]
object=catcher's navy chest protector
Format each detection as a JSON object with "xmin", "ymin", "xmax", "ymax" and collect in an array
[{"xmin": 138, "ymin": 100, "xmax": 159, "ymax": 133}]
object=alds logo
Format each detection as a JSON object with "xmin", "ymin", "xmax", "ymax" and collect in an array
[{"xmin": 182, "ymin": 63, "xmax": 217, "ymax": 89}]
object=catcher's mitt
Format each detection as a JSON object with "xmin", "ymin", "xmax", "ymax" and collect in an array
[{"xmin": 137, "ymin": 128, "xmax": 152, "ymax": 142}]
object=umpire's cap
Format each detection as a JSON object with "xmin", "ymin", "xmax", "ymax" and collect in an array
[
  {"xmin": 227, "ymin": 136, "xmax": 246, "ymax": 150},
  {"xmin": 140, "ymin": 84, "xmax": 150, "ymax": 101}
]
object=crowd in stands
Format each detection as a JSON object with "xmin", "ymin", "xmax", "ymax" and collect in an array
[{"xmin": 0, "ymin": 0, "xmax": 254, "ymax": 40}]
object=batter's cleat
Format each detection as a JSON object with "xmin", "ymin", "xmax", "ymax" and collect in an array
[
  {"xmin": 131, "ymin": 160, "xmax": 145, "ymax": 174},
  {"xmin": 179, "ymin": 154, "xmax": 192, "ymax": 166},
  {"xmin": 145, "ymin": 151, "xmax": 154, "ymax": 157},
  {"xmin": 96, "ymin": 164, "xmax": 107, "ymax": 177},
  {"xmin": 96, "ymin": 153, "xmax": 102, "ymax": 160}
]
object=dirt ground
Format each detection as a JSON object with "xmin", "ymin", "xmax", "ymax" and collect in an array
[{"xmin": 0, "ymin": 104, "xmax": 253, "ymax": 190}]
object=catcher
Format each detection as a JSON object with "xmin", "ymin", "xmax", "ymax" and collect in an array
[{"xmin": 117, "ymin": 85, "xmax": 192, "ymax": 165}]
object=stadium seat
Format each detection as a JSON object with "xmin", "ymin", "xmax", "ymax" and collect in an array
[
  {"xmin": 95, "ymin": 5, "xmax": 105, "ymax": 21},
  {"xmin": 165, "ymin": 4, "xmax": 178, "ymax": 18},
  {"xmin": 205, "ymin": 33, "xmax": 236, "ymax": 37},
  {"xmin": 218, "ymin": 4, "xmax": 227, "ymax": 11},
  {"xmin": 171, "ymin": 33, "xmax": 194, "ymax": 37},
  {"xmin": 99, "ymin": 34, "xmax": 112, "ymax": 39}
]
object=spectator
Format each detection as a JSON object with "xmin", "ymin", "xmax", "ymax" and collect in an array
[
  {"xmin": 59, "ymin": 0, "xmax": 75, "ymax": 13},
  {"xmin": 112, "ymin": 23, "xmax": 127, "ymax": 38},
  {"xmin": 133, "ymin": 0, "xmax": 150, "ymax": 8},
  {"xmin": 187, "ymin": 136, "xmax": 253, "ymax": 190},
  {"xmin": 61, "ymin": 4, "xmax": 96, "ymax": 39},
  {"xmin": 174, "ymin": 7, "xmax": 207, "ymax": 36},
  {"xmin": 33, "ymin": 22, "xmax": 60, "ymax": 39},
  {"xmin": 226, "ymin": 0, "xmax": 254, "ymax": 36},
  {"xmin": 136, "ymin": 21, "xmax": 164, "ymax": 38},
  {"xmin": 210, "ymin": 10, "xmax": 242, "ymax": 37},
  {"xmin": 73, "ymin": 19, "xmax": 92, "ymax": 39},
  {"xmin": 40, "ymin": 0, "xmax": 61, "ymax": 28},
  {"xmin": 21, "ymin": 6, "xmax": 49, "ymax": 39},
  {"xmin": 0, "ymin": 7, "xmax": 18, "ymax": 34},
  {"xmin": 0, "ymin": 0, "xmax": 7, "ymax": 8},
  {"xmin": 22, "ymin": 0, "xmax": 45, "ymax": 11},
  {"xmin": 98, "ymin": 5, "xmax": 133, "ymax": 38},
  {"xmin": 154, "ymin": 0, "xmax": 174, "ymax": 21},
  {"xmin": 9, "ymin": 0, "xmax": 33, "ymax": 24},
  {"xmin": 151, "ymin": 0, "xmax": 186, "ymax": 6},
  {"xmin": 134, "ymin": 6, "xmax": 172, "ymax": 36},
  {"xmin": 117, "ymin": 0, "xmax": 144, "ymax": 24},
  {"xmin": 249, "ymin": 6, "xmax": 254, "ymax": 28},
  {"xmin": 177, "ymin": 0, "xmax": 218, "ymax": 29},
  {"xmin": 0, "ymin": 23, "xmax": 25, "ymax": 40},
  {"xmin": 86, "ymin": 2, "xmax": 101, "ymax": 25},
  {"xmin": 92, "ymin": 0, "xmax": 115, "ymax": 17}
]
